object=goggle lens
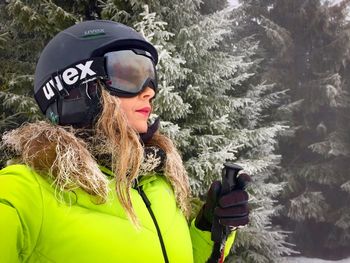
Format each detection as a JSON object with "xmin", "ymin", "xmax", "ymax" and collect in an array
[{"xmin": 104, "ymin": 50, "xmax": 156, "ymax": 96}]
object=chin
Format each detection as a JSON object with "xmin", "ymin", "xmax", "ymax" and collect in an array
[{"xmin": 134, "ymin": 125, "xmax": 148, "ymax": 133}]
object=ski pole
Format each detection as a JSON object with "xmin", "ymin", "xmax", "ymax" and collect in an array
[{"xmin": 207, "ymin": 163, "xmax": 243, "ymax": 263}]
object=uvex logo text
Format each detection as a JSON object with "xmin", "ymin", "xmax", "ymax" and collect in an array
[{"xmin": 43, "ymin": 60, "xmax": 96, "ymax": 100}]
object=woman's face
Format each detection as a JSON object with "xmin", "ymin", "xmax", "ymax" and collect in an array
[{"xmin": 118, "ymin": 87, "xmax": 155, "ymax": 133}]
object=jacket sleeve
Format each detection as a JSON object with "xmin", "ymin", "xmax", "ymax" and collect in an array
[
  {"xmin": 189, "ymin": 219, "xmax": 236, "ymax": 263},
  {"xmin": 0, "ymin": 165, "xmax": 43, "ymax": 262}
]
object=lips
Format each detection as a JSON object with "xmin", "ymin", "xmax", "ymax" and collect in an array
[{"xmin": 135, "ymin": 107, "xmax": 151, "ymax": 117}]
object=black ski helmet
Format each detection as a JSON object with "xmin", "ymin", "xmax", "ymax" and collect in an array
[{"xmin": 34, "ymin": 20, "xmax": 158, "ymax": 126}]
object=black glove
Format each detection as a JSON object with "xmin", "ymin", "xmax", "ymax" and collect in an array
[{"xmin": 195, "ymin": 173, "xmax": 251, "ymax": 231}]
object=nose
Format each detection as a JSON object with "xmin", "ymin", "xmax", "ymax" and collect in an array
[{"xmin": 139, "ymin": 86, "xmax": 155, "ymax": 100}]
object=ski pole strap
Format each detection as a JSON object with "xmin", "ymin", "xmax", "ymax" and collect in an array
[
  {"xmin": 207, "ymin": 193, "xmax": 228, "ymax": 263},
  {"xmin": 207, "ymin": 219, "xmax": 228, "ymax": 263},
  {"xmin": 219, "ymin": 242, "xmax": 226, "ymax": 263},
  {"xmin": 207, "ymin": 241, "xmax": 224, "ymax": 263}
]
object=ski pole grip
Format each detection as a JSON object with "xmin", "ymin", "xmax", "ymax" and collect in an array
[{"xmin": 221, "ymin": 163, "xmax": 243, "ymax": 194}]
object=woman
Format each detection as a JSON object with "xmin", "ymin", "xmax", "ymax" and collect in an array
[{"xmin": 0, "ymin": 20, "xmax": 249, "ymax": 263}]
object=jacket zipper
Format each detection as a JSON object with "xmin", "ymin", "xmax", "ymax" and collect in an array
[{"xmin": 137, "ymin": 185, "xmax": 169, "ymax": 263}]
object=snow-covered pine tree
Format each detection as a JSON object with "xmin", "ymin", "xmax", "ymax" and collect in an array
[
  {"xmin": 222, "ymin": 7, "xmax": 295, "ymax": 262},
  {"xmin": 199, "ymin": 0, "xmax": 229, "ymax": 14},
  {"xmin": 240, "ymin": 0, "xmax": 350, "ymax": 258}
]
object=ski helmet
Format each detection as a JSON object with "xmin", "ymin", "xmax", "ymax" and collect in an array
[{"xmin": 34, "ymin": 20, "xmax": 158, "ymax": 127}]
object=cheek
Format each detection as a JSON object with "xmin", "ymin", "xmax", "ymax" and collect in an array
[
  {"xmin": 118, "ymin": 99, "xmax": 135, "ymax": 119},
  {"xmin": 118, "ymin": 99, "xmax": 148, "ymax": 133}
]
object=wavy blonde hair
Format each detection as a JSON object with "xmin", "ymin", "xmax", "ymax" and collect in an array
[{"xmin": 2, "ymin": 84, "xmax": 191, "ymax": 225}]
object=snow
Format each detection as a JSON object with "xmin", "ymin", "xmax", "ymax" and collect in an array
[
  {"xmin": 330, "ymin": 0, "xmax": 344, "ymax": 5},
  {"xmin": 285, "ymin": 257, "xmax": 350, "ymax": 263},
  {"xmin": 229, "ymin": 0, "xmax": 342, "ymax": 7},
  {"xmin": 228, "ymin": 0, "xmax": 239, "ymax": 8}
]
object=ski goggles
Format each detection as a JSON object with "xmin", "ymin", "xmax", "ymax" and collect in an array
[{"xmin": 104, "ymin": 49, "xmax": 157, "ymax": 97}]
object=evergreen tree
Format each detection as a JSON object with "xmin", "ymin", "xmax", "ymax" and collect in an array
[
  {"xmin": 223, "ymin": 8, "xmax": 295, "ymax": 262},
  {"xmin": 240, "ymin": 0, "xmax": 350, "ymax": 258},
  {"xmin": 199, "ymin": 0, "xmax": 229, "ymax": 14}
]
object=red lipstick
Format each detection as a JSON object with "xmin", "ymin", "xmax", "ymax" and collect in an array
[{"xmin": 135, "ymin": 107, "xmax": 151, "ymax": 117}]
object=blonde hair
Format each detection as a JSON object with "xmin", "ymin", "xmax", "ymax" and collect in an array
[
  {"xmin": 2, "ymin": 122, "xmax": 109, "ymax": 200},
  {"xmin": 2, "ymin": 84, "xmax": 191, "ymax": 225}
]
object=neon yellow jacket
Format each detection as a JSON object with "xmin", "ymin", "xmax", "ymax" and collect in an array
[{"xmin": 0, "ymin": 164, "xmax": 235, "ymax": 262}]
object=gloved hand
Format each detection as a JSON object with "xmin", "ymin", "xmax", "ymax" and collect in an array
[{"xmin": 195, "ymin": 173, "xmax": 251, "ymax": 232}]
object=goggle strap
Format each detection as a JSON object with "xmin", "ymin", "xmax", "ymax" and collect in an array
[{"xmin": 34, "ymin": 57, "xmax": 107, "ymax": 113}]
